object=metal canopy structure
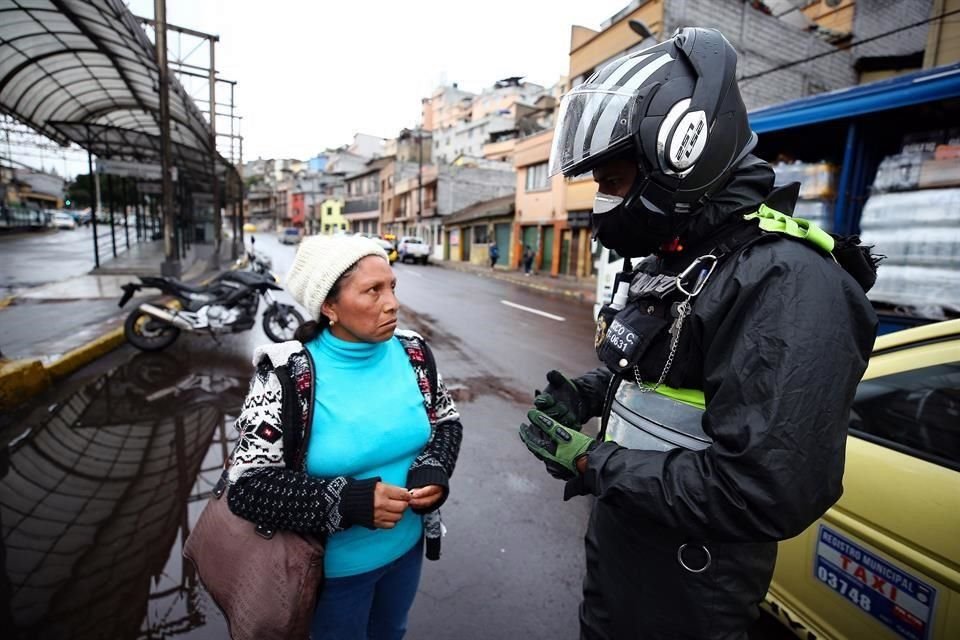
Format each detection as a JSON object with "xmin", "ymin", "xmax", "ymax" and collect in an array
[
  {"xmin": 49, "ymin": 120, "xmax": 223, "ymax": 185},
  {"xmin": 0, "ymin": 0, "xmax": 232, "ymax": 188}
]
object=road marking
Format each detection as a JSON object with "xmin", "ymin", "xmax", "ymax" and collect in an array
[
  {"xmin": 399, "ymin": 268, "xmax": 424, "ymax": 278},
  {"xmin": 500, "ymin": 300, "xmax": 565, "ymax": 322}
]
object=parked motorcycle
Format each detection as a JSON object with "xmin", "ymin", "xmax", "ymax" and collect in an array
[
  {"xmin": 118, "ymin": 268, "xmax": 304, "ymax": 351},
  {"xmin": 234, "ymin": 236, "xmax": 279, "ymax": 282}
]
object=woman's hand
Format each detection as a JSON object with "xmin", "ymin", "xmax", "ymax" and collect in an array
[
  {"xmin": 408, "ymin": 485, "xmax": 444, "ymax": 510},
  {"xmin": 374, "ymin": 482, "xmax": 411, "ymax": 529}
]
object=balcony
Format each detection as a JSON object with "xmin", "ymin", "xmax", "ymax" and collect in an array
[{"xmin": 343, "ymin": 196, "xmax": 380, "ymax": 214}]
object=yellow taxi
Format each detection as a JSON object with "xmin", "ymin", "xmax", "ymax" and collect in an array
[
  {"xmin": 375, "ymin": 237, "xmax": 399, "ymax": 264},
  {"xmin": 765, "ymin": 319, "xmax": 960, "ymax": 639},
  {"xmin": 242, "ymin": 222, "xmax": 257, "ymax": 233}
]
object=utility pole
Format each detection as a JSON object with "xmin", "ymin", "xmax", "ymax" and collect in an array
[
  {"xmin": 239, "ymin": 134, "xmax": 245, "ymax": 248},
  {"xmin": 156, "ymin": 0, "xmax": 179, "ymax": 277},
  {"xmin": 416, "ymin": 128, "xmax": 423, "ymax": 238},
  {"xmin": 230, "ymin": 81, "xmax": 238, "ymax": 259},
  {"xmin": 208, "ymin": 33, "xmax": 220, "ymax": 268}
]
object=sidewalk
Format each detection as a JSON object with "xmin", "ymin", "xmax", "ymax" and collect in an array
[
  {"xmin": 433, "ymin": 259, "xmax": 597, "ymax": 306},
  {"xmin": 0, "ymin": 241, "xmax": 217, "ymax": 411}
]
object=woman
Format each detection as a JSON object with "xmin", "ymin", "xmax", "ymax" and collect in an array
[{"xmin": 225, "ymin": 234, "xmax": 463, "ymax": 640}]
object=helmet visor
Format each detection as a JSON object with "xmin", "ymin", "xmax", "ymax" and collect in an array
[{"xmin": 548, "ymin": 85, "xmax": 639, "ymax": 178}]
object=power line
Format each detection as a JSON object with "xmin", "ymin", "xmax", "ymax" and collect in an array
[{"xmin": 739, "ymin": 7, "xmax": 960, "ymax": 83}]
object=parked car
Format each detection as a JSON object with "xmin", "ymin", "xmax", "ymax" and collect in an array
[
  {"xmin": 375, "ymin": 237, "xmax": 398, "ymax": 264},
  {"xmin": 72, "ymin": 209, "xmax": 92, "ymax": 226},
  {"xmin": 49, "ymin": 211, "xmax": 77, "ymax": 230},
  {"xmin": 242, "ymin": 222, "xmax": 257, "ymax": 233},
  {"xmin": 278, "ymin": 227, "xmax": 302, "ymax": 245},
  {"xmin": 764, "ymin": 319, "xmax": 960, "ymax": 640},
  {"xmin": 397, "ymin": 236, "xmax": 430, "ymax": 264}
]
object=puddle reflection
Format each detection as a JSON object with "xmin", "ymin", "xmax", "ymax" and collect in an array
[{"xmin": 1, "ymin": 349, "xmax": 251, "ymax": 639}]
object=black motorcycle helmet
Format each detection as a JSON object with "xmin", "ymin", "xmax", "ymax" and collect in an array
[{"xmin": 549, "ymin": 27, "xmax": 756, "ymax": 218}]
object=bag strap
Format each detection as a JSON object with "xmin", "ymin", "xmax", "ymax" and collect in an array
[
  {"xmin": 400, "ymin": 335, "xmax": 439, "ymax": 410},
  {"xmin": 421, "ymin": 340, "xmax": 440, "ymax": 409},
  {"xmin": 273, "ymin": 364, "xmax": 303, "ymax": 467}
]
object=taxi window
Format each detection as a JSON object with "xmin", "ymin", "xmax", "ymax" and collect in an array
[{"xmin": 849, "ymin": 362, "xmax": 960, "ymax": 470}]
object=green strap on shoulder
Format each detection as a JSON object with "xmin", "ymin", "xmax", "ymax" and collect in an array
[
  {"xmin": 616, "ymin": 204, "xmax": 833, "ymax": 422},
  {"xmin": 744, "ymin": 203, "xmax": 835, "ymax": 254}
]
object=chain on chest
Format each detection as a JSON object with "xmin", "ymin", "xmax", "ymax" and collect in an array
[{"xmin": 595, "ymin": 254, "xmax": 719, "ymax": 389}]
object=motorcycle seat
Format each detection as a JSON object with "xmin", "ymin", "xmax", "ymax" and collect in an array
[{"xmin": 168, "ymin": 280, "xmax": 210, "ymax": 294}]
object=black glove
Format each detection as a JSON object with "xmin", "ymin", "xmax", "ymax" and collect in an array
[
  {"xmin": 531, "ymin": 370, "xmax": 585, "ymax": 479},
  {"xmin": 533, "ymin": 370, "xmax": 584, "ymax": 429}
]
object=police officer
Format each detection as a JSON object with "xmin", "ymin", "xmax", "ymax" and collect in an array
[{"xmin": 519, "ymin": 28, "xmax": 878, "ymax": 639}]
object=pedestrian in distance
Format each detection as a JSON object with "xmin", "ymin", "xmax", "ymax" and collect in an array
[
  {"xmin": 518, "ymin": 28, "xmax": 878, "ymax": 640},
  {"xmin": 226, "ymin": 234, "xmax": 463, "ymax": 640},
  {"xmin": 488, "ymin": 241, "xmax": 500, "ymax": 269},
  {"xmin": 522, "ymin": 244, "xmax": 535, "ymax": 275}
]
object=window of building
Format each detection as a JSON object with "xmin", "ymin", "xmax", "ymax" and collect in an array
[
  {"xmin": 323, "ymin": 224, "xmax": 331, "ymax": 233},
  {"xmin": 525, "ymin": 162, "xmax": 549, "ymax": 191},
  {"xmin": 472, "ymin": 225, "xmax": 489, "ymax": 244},
  {"xmin": 849, "ymin": 362, "xmax": 960, "ymax": 470},
  {"xmin": 326, "ymin": 206, "xmax": 334, "ymax": 217}
]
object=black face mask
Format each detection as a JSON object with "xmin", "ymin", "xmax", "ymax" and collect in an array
[{"xmin": 591, "ymin": 189, "xmax": 679, "ymax": 258}]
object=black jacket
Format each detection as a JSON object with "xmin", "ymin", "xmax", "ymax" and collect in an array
[{"xmin": 572, "ymin": 159, "xmax": 878, "ymax": 639}]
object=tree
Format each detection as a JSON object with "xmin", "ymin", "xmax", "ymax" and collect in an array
[{"xmin": 67, "ymin": 173, "xmax": 94, "ymax": 208}]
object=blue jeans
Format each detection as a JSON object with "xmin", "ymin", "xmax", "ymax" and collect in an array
[{"xmin": 311, "ymin": 539, "xmax": 423, "ymax": 640}]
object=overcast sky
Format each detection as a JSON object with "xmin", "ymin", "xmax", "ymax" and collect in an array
[{"xmin": 124, "ymin": 0, "xmax": 632, "ymax": 162}]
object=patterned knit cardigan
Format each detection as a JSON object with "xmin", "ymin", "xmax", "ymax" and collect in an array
[{"xmin": 225, "ymin": 329, "xmax": 462, "ymax": 559}]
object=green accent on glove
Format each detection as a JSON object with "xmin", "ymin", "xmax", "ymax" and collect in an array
[
  {"xmin": 519, "ymin": 409, "xmax": 597, "ymax": 476},
  {"xmin": 533, "ymin": 392, "xmax": 580, "ymax": 430}
]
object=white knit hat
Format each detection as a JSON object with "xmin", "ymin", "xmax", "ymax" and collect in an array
[{"xmin": 285, "ymin": 235, "xmax": 388, "ymax": 320}]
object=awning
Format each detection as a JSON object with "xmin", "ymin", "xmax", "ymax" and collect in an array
[
  {"xmin": 749, "ymin": 62, "xmax": 960, "ymax": 134},
  {"xmin": 445, "ymin": 194, "xmax": 515, "ymax": 225}
]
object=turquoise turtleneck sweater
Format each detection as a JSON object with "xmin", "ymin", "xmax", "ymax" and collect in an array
[{"xmin": 305, "ymin": 329, "xmax": 431, "ymax": 577}]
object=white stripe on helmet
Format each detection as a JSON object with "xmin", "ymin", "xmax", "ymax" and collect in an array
[
  {"xmin": 570, "ymin": 53, "xmax": 654, "ymax": 163},
  {"xmin": 587, "ymin": 53, "xmax": 673, "ymax": 158}
]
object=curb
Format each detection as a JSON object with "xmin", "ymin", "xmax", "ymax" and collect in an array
[
  {"xmin": 0, "ymin": 358, "xmax": 50, "ymax": 411},
  {"xmin": 0, "ymin": 325, "xmax": 125, "ymax": 412},
  {"xmin": 46, "ymin": 326, "xmax": 125, "ymax": 379}
]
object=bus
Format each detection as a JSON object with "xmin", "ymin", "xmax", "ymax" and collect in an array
[{"xmin": 595, "ymin": 62, "xmax": 960, "ymax": 334}]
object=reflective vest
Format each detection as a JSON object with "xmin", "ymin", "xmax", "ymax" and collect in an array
[{"xmin": 606, "ymin": 383, "xmax": 709, "ymax": 450}]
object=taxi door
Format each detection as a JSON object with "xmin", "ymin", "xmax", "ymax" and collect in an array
[{"xmin": 766, "ymin": 330, "xmax": 960, "ymax": 640}]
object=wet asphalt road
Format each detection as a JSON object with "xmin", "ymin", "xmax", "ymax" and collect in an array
[
  {"xmin": 1, "ymin": 234, "xmax": 604, "ymax": 639},
  {"xmin": 0, "ymin": 226, "xmax": 96, "ymax": 295}
]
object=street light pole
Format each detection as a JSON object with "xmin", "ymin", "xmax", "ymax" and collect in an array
[{"xmin": 87, "ymin": 150, "xmax": 100, "ymax": 269}]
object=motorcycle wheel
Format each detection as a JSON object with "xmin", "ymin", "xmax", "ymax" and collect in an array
[
  {"xmin": 124, "ymin": 309, "xmax": 181, "ymax": 351},
  {"xmin": 262, "ymin": 305, "xmax": 304, "ymax": 343}
]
